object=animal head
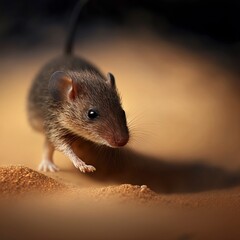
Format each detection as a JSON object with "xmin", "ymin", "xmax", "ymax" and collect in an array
[{"xmin": 49, "ymin": 70, "xmax": 129, "ymax": 147}]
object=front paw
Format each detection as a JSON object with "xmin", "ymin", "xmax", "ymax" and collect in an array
[
  {"xmin": 38, "ymin": 159, "xmax": 60, "ymax": 172},
  {"xmin": 73, "ymin": 161, "xmax": 96, "ymax": 173}
]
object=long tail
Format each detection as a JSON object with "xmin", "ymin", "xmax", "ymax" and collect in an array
[{"xmin": 64, "ymin": 0, "xmax": 89, "ymax": 55}]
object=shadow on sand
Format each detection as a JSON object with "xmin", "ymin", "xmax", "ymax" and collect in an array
[{"xmin": 72, "ymin": 140, "xmax": 240, "ymax": 194}]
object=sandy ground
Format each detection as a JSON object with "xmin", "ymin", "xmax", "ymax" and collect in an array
[{"xmin": 1, "ymin": 26, "xmax": 240, "ymax": 239}]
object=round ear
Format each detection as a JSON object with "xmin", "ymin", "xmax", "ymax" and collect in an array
[
  {"xmin": 106, "ymin": 72, "xmax": 116, "ymax": 89},
  {"xmin": 48, "ymin": 71, "xmax": 77, "ymax": 101}
]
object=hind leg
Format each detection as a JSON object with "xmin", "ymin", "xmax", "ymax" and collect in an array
[{"xmin": 38, "ymin": 139, "xmax": 59, "ymax": 172}]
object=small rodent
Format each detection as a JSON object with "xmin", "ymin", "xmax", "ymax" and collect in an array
[{"xmin": 27, "ymin": 0, "xmax": 129, "ymax": 173}]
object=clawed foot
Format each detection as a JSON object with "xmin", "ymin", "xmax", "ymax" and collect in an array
[
  {"xmin": 73, "ymin": 161, "xmax": 96, "ymax": 173},
  {"xmin": 38, "ymin": 159, "xmax": 60, "ymax": 172}
]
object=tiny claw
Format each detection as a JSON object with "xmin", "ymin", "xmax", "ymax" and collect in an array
[
  {"xmin": 79, "ymin": 166, "xmax": 85, "ymax": 173},
  {"xmin": 88, "ymin": 166, "xmax": 96, "ymax": 172}
]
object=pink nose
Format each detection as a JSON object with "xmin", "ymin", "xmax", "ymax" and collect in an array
[{"xmin": 115, "ymin": 137, "xmax": 129, "ymax": 147}]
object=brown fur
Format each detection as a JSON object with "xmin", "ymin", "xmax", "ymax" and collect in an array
[{"xmin": 27, "ymin": 55, "xmax": 129, "ymax": 152}]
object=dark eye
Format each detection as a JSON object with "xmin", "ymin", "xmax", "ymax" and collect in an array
[{"xmin": 87, "ymin": 109, "xmax": 99, "ymax": 119}]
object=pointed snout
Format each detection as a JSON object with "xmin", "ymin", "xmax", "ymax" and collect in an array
[
  {"xmin": 104, "ymin": 121, "xmax": 130, "ymax": 148},
  {"xmin": 114, "ymin": 135, "xmax": 129, "ymax": 147},
  {"xmin": 112, "ymin": 128, "xmax": 130, "ymax": 147}
]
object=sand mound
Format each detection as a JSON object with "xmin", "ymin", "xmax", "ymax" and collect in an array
[
  {"xmin": 89, "ymin": 184, "xmax": 159, "ymax": 203},
  {"xmin": 0, "ymin": 165, "xmax": 158, "ymax": 203},
  {"xmin": 0, "ymin": 165, "xmax": 160, "ymax": 204},
  {"xmin": 1, "ymin": 165, "xmax": 240, "ymax": 210},
  {"xmin": 0, "ymin": 166, "xmax": 64, "ymax": 195}
]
